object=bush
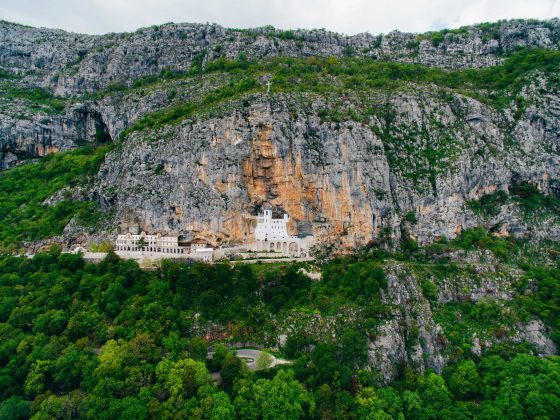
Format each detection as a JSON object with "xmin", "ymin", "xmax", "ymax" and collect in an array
[
  {"xmin": 421, "ymin": 281, "xmax": 438, "ymax": 303},
  {"xmin": 468, "ymin": 191, "xmax": 508, "ymax": 217}
]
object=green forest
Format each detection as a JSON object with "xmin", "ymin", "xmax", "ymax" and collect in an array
[{"xmin": 0, "ymin": 237, "xmax": 559, "ymax": 418}]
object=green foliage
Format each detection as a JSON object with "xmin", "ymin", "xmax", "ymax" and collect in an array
[
  {"xmin": 277, "ymin": 30, "xmax": 299, "ymax": 40},
  {"xmin": 0, "ymin": 146, "xmax": 111, "ymax": 251},
  {"xmin": 156, "ymin": 357, "xmax": 210, "ymax": 401},
  {"xmin": 0, "ymin": 396, "xmax": 30, "ymax": 419},
  {"xmin": 255, "ymin": 351, "xmax": 273, "ymax": 370},
  {"xmin": 233, "ymin": 370, "xmax": 315, "ymax": 419},
  {"xmin": 221, "ymin": 352, "xmax": 244, "ymax": 390},
  {"xmin": 468, "ymin": 183, "xmax": 560, "ymax": 224},
  {"xmin": 476, "ymin": 354, "xmax": 560, "ymax": 419},
  {"xmin": 421, "ymin": 280, "xmax": 438, "ymax": 303},
  {"xmin": 89, "ymin": 241, "xmax": 114, "ymax": 253},
  {"xmin": 447, "ymin": 360, "xmax": 481, "ymax": 399},
  {"xmin": 510, "ymin": 181, "xmax": 560, "ymax": 216},
  {"xmin": 120, "ymin": 76, "xmax": 258, "ymax": 138},
  {"xmin": 0, "ymin": 69, "xmax": 22, "ymax": 79},
  {"xmin": 478, "ymin": 21, "xmax": 502, "ymax": 43},
  {"xmin": 188, "ymin": 337, "xmax": 208, "ymax": 361},
  {"xmin": 321, "ymin": 257, "xmax": 387, "ymax": 305},
  {"xmin": 404, "ymin": 211, "xmax": 417, "ymax": 224},
  {"xmin": 212, "ymin": 344, "xmax": 230, "ymax": 369},
  {"xmin": 514, "ymin": 266, "xmax": 560, "ymax": 346},
  {"xmin": 467, "ymin": 190, "xmax": 509, "ymax": 217},
  {"xmin": 0, "ymin": 82, "xmax": 66, "ymax": 114},
  {"xmin": 261, "ymin": 265, "xmax": 312, "ymax": 313},
  {"xmin": 452, "ymin": 227, "xmax": 516, "ymax": 259}
]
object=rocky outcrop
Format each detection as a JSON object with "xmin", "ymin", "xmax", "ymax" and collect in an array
[
  {"xmin": 515, "ymin": 320, "xmax": 557, "ymax": 356},
  {"xmin": 0, "ymin": 103, "xmax": 110, "ymax": 169},
  {"xmin": 368, "ymin": 264, "xmax": 447, "ymax": 382},
  {"xmin": 272, "ymin": 259, "xmax": 555, "ymax": 383}
]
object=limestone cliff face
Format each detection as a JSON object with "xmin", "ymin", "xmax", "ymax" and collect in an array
[
  {"xmin": 95, "ymin": 97, "xmax": 389, "ymax": 247},
  {"xmin": 1, "ymin": 18, "xmax": 559, "ymax": 246},
  {"xmin": 94, "ymin": 81, "xmax": 560, "ymax": 247}
]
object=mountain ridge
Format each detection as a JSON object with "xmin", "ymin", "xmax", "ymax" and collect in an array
[{"xmin": 1, "ymin": 17, "xmax": 559, "ymax": 97}]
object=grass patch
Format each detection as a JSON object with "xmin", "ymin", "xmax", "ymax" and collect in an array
[{"xmin": 1, "ymin": 82, "xmax": 66, "ymax": 114}]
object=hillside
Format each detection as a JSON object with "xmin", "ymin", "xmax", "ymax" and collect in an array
[
  {"xmin": 0, "ymin": 235, "xmax": 559, "ymax": 418},
  {"xmin": 0, "ymin": 18, "xmax": 560, "ymax": 419}
]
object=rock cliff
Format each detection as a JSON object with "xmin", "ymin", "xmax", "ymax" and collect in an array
[
  {"xmin": 1, "ymin": 18, "xmax": 559, "ymax": 95},
  {"xmin": 92, "ymin": 81, "xmax": 560, "ymax": 247}
]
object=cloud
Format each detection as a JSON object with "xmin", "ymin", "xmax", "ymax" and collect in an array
[{"xmin": 0, "ymin": 0, "xmax": 558, "ymax": 35}]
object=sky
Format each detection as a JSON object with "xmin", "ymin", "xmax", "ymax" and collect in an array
[{"xmin": 0, "ymin": 0, "xmax": 559, "ymax": 35}]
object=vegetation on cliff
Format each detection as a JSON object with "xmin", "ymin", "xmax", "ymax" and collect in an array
[
  {"xmin": 0, "ymin": 146, "xmax": 110, "ymax": 253},
  {"xmin": 0, "ymin": 82, "xmax": 66, "ymax": 115},
  {"xmin": 117, "ymin": 48, "xmax": 560, "ymax": 138}
]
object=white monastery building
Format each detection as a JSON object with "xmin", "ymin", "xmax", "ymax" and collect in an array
[
  {"xmin": 111, "ymin": 211, "xmax": 313, "ymax": 263},
  {"xmin": 254, "ymin": 209, "xmax": 312, "ymax": 257},
  {"xmin": 115, "ymin": 232, "xmax": 213, "ymax": 262}
]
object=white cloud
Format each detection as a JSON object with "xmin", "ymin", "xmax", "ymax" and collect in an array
[{"xmin": 0, "ymin": 0, "xmax": 558, "ymax": 35}]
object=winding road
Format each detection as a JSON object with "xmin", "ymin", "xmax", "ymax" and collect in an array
[{"xmin": 208, "ymin": 348, "xmax": 290, "ymax": 373}]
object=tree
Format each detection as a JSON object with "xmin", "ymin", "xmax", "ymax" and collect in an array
[
  {"xmin": 24, "ymin": 360, "xmax": 53, "ymax": 397},
  {"xmin": 308, "ymin": 343, "xmax": 352, "ymax": 389},
  {"xmin": 212, "ymin": 344, "xmax": 229, "ymax": 368},
  {"xmin": 107, "ymin": 397, "xmax": 148, "ymax": 420},
  {"xmin": 402, "ymin": 390, "xmax": 422, "ymax": 418},
  {"xmin": 200, "ymin": 390, "xmax": 235, "ymax": 420},
  {"xmin": 163, "ymin": 331, "xmax": 187, "ymax": 359},
  {"xmin": 256, "ymin": 351, "xmax": 273, "ymax": 370},
  {"xmin": 95, "ymin": 339, "xmax": 127, "ymax": 380},
  {"xmin": 53, "ymin": 345, "xmax": 93, "ymax": 391},
  {"xmin": 419, "ymin": 373, "xmax": 453, "ymax": 418},
  {"xmin": 156, "ymin": 358, "xmax": 211, "ymax": 402},
  {"xmin": 0, "ymin": 396, "xmax": 30, "ymax": 420},
  {"xmin": 32, "ymin": 395, "xmax": 72, "ymax": 419},
  {"xmin": 137, "ymin": 236, "xmax": 147, "ymax": 254},
  {"xmin": 316, "ymin": 384, "xmax": 336, "ymax": 420},
  {"xmin": 234, "ymin": 370, "xmax": 315, "ymax": 420},
  {"xmin": 188, "ymin": 337, "xmax": 208, "ymax": 361},
  {"xmin": 448, "ymin": 360, "xmax": 480, "ymax": 399},
  {"xmin": 127, "ymin": 333, "xmax": 161, "ymax": 364},
  {"xmin": 220, "ymin": 352, "xmax": 244, "ymax": 390}
]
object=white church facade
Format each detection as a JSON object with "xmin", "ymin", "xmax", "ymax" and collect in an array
[{"xmin": 253, "ymin": 209, "xmax": 312, "ymax": 257}]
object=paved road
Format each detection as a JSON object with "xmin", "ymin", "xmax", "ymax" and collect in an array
[
  {"xmin": 208, "ymin": 349, "xmax": 289, "ymax": 371},
  {"xmin": 231, "ymin": 257, "xmax": 314, "ymax": 265}
]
